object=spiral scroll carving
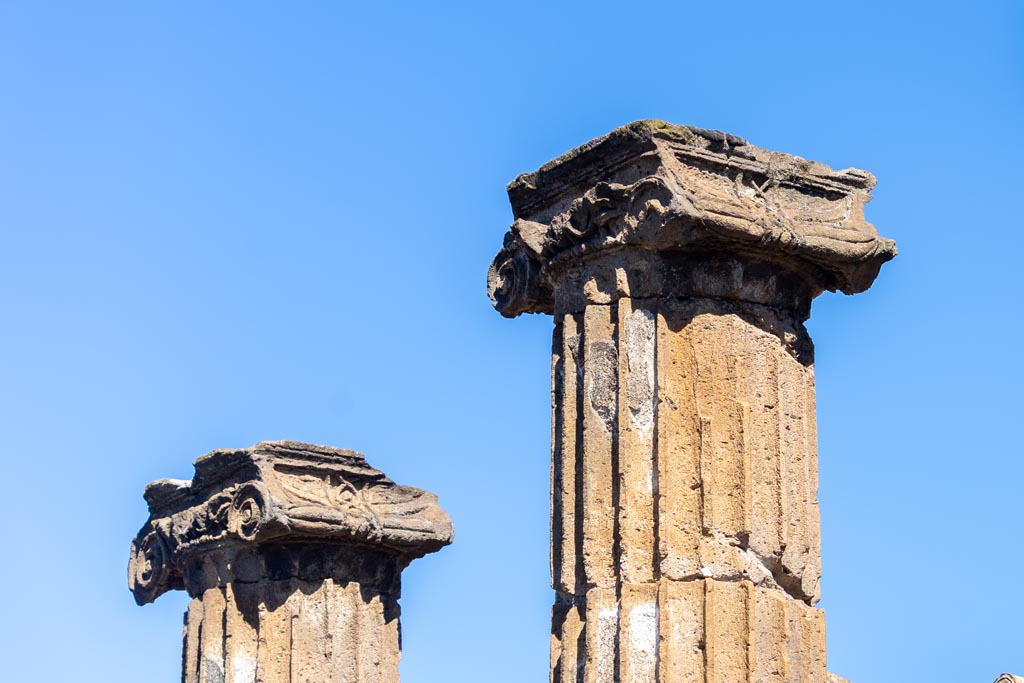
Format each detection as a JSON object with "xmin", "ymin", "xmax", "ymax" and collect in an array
[
  {"xmin": 129, "ymin": 442, "xmax": 453, "ymax": 603},
  {"xmin": 229, "ymin": 483, "xmax": 270, "ymax": 542},
  {"xmin": 489, "ymin": 121, "xmax": 898, "ymax": 317},
  {"xmin": 128, "ymin": 528, "xmax": 171, "ymax": 605},
  {"xmin": 488, "ymin": 246, "xmax": 541, "ymax": 318}
]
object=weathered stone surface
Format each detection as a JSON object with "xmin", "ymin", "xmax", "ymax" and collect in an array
[
  {"xmin": 551, "ymin": 579, "xmax": 825, "ymax": 683},
  {"xmin": 129, "ymin": 441, "xmax": 452, "ymax": 683},
  {"xmin": 489, "ymin": 121, "xmax": 895, "ymax": 683},
  {"xmin": 488, "ymin": 120, "xmax": 896, "ymax": 319},
  {"xmin": 995, "ymin": 676, "xmax": 1024, "ymax": 683},
  {"xmin": 551, "ymin": 302, "xmax": 820, "ymax": 599}
]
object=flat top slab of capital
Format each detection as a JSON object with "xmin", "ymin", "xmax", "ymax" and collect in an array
[{"xmin": 490, "ymin": 120, "xmax": 897, "ymax": 318}]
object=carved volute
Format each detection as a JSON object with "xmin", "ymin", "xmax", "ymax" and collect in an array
[
  {"xmin": 488, "ymin": 121, "xmax": 896, "ymax": 683},
  {"xmin": 129, "ymin": 441, "xmax": 452, "ymax": 683}
]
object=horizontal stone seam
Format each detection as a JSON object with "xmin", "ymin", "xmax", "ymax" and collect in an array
[
  {"xmin": 541, "ymin": 240, "xmax": 835, "ymax": 302},
  {"xmin": 560, "ymin": 295, "xmax": 811, "ymax": 363},
  {"xmin": 554, "ymin": 574, "xmax": 813, "ymax": 605},
  {"xmin": 560, "ymin": 294, "xmax": 801, "ymax": 328}
]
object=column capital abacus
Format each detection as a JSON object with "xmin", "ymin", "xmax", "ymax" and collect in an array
[
  {"xmin": 488, "ymin": 120, "xmax": 896, "ymax": 318},
  {"xmin": 128, "ymin": 440, "xmax": 452, "ymax": 605}
]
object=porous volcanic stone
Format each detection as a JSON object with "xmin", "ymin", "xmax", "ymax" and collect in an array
[
  {"xmin": 488, "ymin": 121, "xmax": 896, "ymax": 683},
  {"xmin": 129, "ymin": 440, "xmax": 452, "ymax": 683}
]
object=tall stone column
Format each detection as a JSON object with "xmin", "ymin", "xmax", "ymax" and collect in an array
[
  {"xmin": 488, "ymin": 121, "xmax": 896, "ymax": 683},
  {"xmin": 129, "ymin": 441, "xmax": 452, "ymax": 683}
]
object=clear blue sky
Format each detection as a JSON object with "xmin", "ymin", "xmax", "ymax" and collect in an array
[{"xmin": 1, "ymin": 2, "xmax": 1021, "ymax": 682}]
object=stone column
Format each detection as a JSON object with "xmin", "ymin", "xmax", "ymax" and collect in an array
[
  {"xmin": 129, "ymin": 441, "xmax": 452, "ymax": 683},
  {"xmin": 488, "ymin": 121, "xmax": 897, "ymax": 683}
]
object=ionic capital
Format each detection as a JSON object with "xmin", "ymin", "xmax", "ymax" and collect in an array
[
  {"xmin": 128, "ymin": 440, "xmax": 452, "ymax": 605},
  {"xmin": 488, "ymin": 120, "xmax": 896, "ymax": 318}
]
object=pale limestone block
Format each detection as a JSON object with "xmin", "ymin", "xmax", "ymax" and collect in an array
[
  {"xmin": 658, "ymin": 580, "xmax": 705, "ymax": 683},
  {"xmin": 291, "ymin": 583, "xmax": 328, "ymax": 683},
  {"xmin": 553, "ymin": 313, "xmax": 583, "ymax": 595},
  {"xmin": 750, "ymin": 588, "xmax": 790, "ymax": 683},
  {"xmin": 584, "ymin": 588, "xmax": 618, "ymax": 683},
  {"xmin": 325, "ymin": 580, "xmax": 359, "ymax": 683},
  {"xmin": 581, "ymin": 305, "xmax": 617, "ymax": 589},
  {"xmin": 619, "ymin": 583, "xmax": 659, "ymax": 683},
  {"xmin": 199, "ymin": 587, "xmax": 226, "ymax": 683},
  {"xmin": 184, "ymin": 598, "xmax": 204, "ymax": 683},
  {"xmin": 224, "ymin": 582, "xmax": 259, "ymax": 683},
  {"xmin": 255, "ymin": 580, "xmax": 293, "ymax": 683},
  {"xmin": 656, "ymin": 307, "xmax": 702, "ymax": 581},
  {"xmin": 704, "ymin": 580, "xmax": 752, "ymax": 683},
  {"xmin": 618, "ymin": 300, "xmax": 657, "ymax": 585}
]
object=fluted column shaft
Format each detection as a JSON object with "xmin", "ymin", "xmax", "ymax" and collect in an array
[
  {"xmin": 549, "ymin": 279, "xmax": 825, "ymax": 683},
  {"xmin": 179, "ymin": 551, "xmax": 402, "ymax": 683},
  {"xmin": 176, "ymin": 545, "xmax": 403, "ymax": 683},
  {"xmin": 487, "ymin": 120, "xmax": 896, "ymax": 683}
]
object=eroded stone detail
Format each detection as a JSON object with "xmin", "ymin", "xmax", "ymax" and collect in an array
[
  {"xmin": 490, "ymin": 121, "xmax": 896, "ymax": 683},
  {"xmin": 488, "ymin": 120, "xmax": 896, "ymax": 319},
  {"xmin": 129, "ymin": 440, "xmax": 452, "ymax": 683}
]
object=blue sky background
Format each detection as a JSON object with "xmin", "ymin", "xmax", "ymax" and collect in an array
[{"xmin": 1, "ymin": 2, "xmax": 1021, "ymax": 681}]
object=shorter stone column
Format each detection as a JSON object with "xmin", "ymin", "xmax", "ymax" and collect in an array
[{"xmin": 129, "ymin": 441, "xmax": 452, "ymax": 683}]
